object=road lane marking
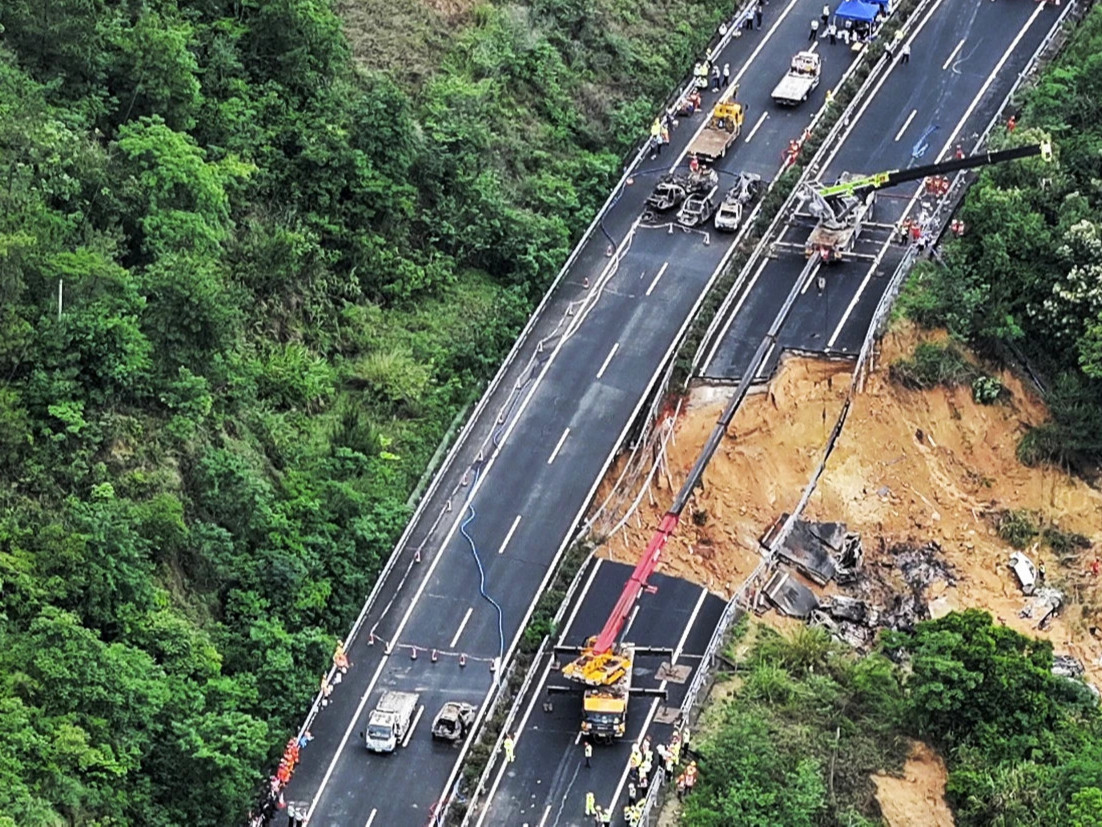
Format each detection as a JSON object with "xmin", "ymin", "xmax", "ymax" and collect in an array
[
  {"xmin": 303, "ymin": 204, "xmax": 640, "ymax": 823},
  {"xmin": 450, "ymin": 607, "xmax": 474, "ymax": 648},
  {"xmin": 645, "ymin": 262, "xmax": 669, "ymax": 297},
  {"xmin": 402, "ymin": 704, "xmax": 425, "ymax": 748},
  {"xmin": 668, "ymin": 0, "xmax": 806, "ymax": 174},
  {"xmin": 894, "ymin": 109, "xmax": 917, "ymax": 142},
  {"xmin": 744, "ymin": 111, "xmax": 769, "ymax": 144},
  {"xmin": 942, "ymin": 38, "xmax": 966, "ymax": 71},
  {"xmin": 365, "ymin": 809, "xmax": 377, "ymax": 827},
  {"xmin": 497, "ymin": 515, "xmax": 522, "ymax": 555},
  {"xmin": 596, "ymin": 342, "xmax": 620, "ymax": 379},
  {"xmin": 547, "ymin": 428, "xmax": 570, "ymax": 464},
  {"xmin": 607, "ymin": 589, "xmax": 709, "ymax": 811},
  {"xmin": 474, "ymin": 560, "xmax": 605, "ymax": 827},
  {"xmin": 624, "ymin": 605, "xmax": 640, "ymax": 637},
  {"xmin": 827, "ymin": 1, "xmax": 1048, "ymax": 351},
  {"xmin": 757, "ymin": 342, "xmax": 777, "ymax": 379},
  {"xmin": 538, "ymin": 804, "xmax": 551, "ymax": 827},
  {"xmin": 819, "ymin": 0, "xmax": 953, "ymax": 173}
]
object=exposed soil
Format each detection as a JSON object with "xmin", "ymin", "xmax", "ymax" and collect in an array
[
  {"xmin": 593, "ymin": 323, "xmax": 1102, "ymax": 687},
  {"xmin": 873, "ymin": 741, "xmax": 954, "ymax": 827}
]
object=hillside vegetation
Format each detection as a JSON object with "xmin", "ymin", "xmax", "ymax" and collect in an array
[
  {"xmin": 900, "ymin": 4, "xmax": 1102, "ymax": 471},
  {"xmin": 685, "ymin": 614, "xmax": 1102, "ymax": 827},
  {"xmin": 0, "ymin": 0, "xmax": 733, "ymax": 823}
]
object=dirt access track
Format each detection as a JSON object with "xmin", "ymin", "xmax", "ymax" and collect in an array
[{"xmin": 594, "ymin": 323, "xmax": 1102, "ymax": 689}]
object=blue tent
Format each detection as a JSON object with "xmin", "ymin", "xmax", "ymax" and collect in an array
[{"xmin": 835, "ymin": 0, "xmax": 879, "ymax": 23}]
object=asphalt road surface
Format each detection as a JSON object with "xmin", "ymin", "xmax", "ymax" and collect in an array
[
  {"xmin": 475, "ymin": 560, "xmax": 725, "ymax": 827},
  {"xmin": 471, "ymin": 1, "xmax": 1067, "ymax": 825},
  {"xmin": 281, "ymin": 0, "xmax": 859, "ymax": 823},
  {"xmin": 702, "ymin": 0, "xmax": 1060, "ymax": 380}
]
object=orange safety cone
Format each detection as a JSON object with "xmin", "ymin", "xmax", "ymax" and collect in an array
[
  {"xmin": 460, "ymin": 653, "xmax": 468, "ymax": 667},
  {"xmin": 431, "ymin": 649, "xmax": 439, "ymax": 663},
  {"xmin": 410, "ymin": 646, "xmax": 418, "ymax": 661}
]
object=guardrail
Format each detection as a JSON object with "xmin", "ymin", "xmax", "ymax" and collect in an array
[{"xmin": 634, "ymin": 2, "xmax": 1082, "ymax": 822}]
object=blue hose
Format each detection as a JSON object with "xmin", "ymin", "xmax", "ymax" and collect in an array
[{"xmin": 459, "ymin": 468, "xmax": 505, "ymax": 661}]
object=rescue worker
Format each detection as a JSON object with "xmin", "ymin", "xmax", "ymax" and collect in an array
[
  {"xmin": 503, "ymin": 733, "xmax": 515, "ymax": 763},
  {"xmin": 809, "ymin": 18, "xmax": 820, "ymax": 41},
  {"xmin": 821, "ymin": 4, "xmax": 830, "ymax": 25},
  {"xmin": 685, "ymin": 761, "xmax": 698, "ymax": 795},
  {"xmin": 599, "ymin": 805, "xmax": 613, "ymax": 826},
  {"xmin": 642, "ymin": 734, "xmax": 653, "ymax": 763},
  {"xmin": 722, "ymin": 62, "xmax": 731, "ymax": 87},
  {"xmin": 711, "ymin": 64, "xmax": 721, "ymax": 92},
  {"xmin": 755, "ymin": 0, "xmax": 764, "ymax": 28},
  {"xmin": 584, "ymin": 739, "xmax": 593, "ymax": 768},
  {"xmin": 676, "ymin": 773, "xmax": 687, "ymax": 801},
  {"xmin": 649, "ymin": 117, "xmax": 662, "ymax": 158},
  {"xmin": 627, "ymin": 780, "xmax": 638, "ymax": 804},
  {"xmin": 689, "ymin": 154, "xmax": 700, "ymax": 175},
  {"xmin": 585, "ymin": 791, "xmax": 597, "ymax": 817},
  {"xmin": 630, "ymin": 742, "xmax": 643, "ymax": 769},
  {"xmin": 955, "ymin": 143, "xmax": 965, "ymax": 159},
  {"xmin": 827, "ymin": 22, "xmax": 837, "ymax": 44},
  {"xmin": 901, "ymin": 42, "xmax": 911, "ymax": 63},
  {"xmin": 1007, "ymin": 114, "xmax": 1017, "ymax": 132}
]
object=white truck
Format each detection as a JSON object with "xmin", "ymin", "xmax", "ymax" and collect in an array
[
  {"xmin": 771, "ymin": 51, "xmax": 821, "ymax": 106},
  {"xmin": 363, "ymin": 691, "xmax": 421, "ymax": 753}
]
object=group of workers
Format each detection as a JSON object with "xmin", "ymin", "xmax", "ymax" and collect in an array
[
  {"xmin": 812, "ymin": 2, "xmax": 890, "ymax": 47},
  {"xmin": 249, "ymin": 732, "xmax": 315, "ymax": 827},
  {"xmin": 582, "ymin": 726, "xmax": 695, "ymax": 824}
]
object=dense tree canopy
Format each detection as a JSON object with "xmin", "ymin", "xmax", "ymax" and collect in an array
[
  {"xmin": 0, "ymin": 0, "xmax": 734, "ymax": 822},
  {"xmin": 900, "ymin": 5, "xmax": 1102, "ymax": 468}
]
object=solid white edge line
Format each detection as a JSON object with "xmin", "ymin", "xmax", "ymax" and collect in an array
[
  {"xmin": 894, "ymin": 109, "xmax": 918, "ymax": 142},
  {"xmin": 548, "ymin": 427, "xmax": 571, "ymax": 465},
  {"xmin": 667, "ymin": 0, "xmax": 806, "ymax": 174},
  {"xmin": 645, "ymin": 262, "xmax": 669, "ymax": 297},
  {"xmin": 537, "ymin": 804, "xmax": 552, "ymax": 827},
  {"xmin": 606, "ymin": 588, "xmax": 710, "ymax": 812},
  {"xmin": 304, "ymin": 224, "xmax": 638, "ymax": 821},
  {"xmin": 450, "ymin": 607, "xmax": 474, "ymax": 648},
  {"xmin": 596, "ymin": 342, "xmax": 620, "ymax": 380},
  {"xmin": 744, "ymin": 111, "xmax": 769, "ymax": 144},
  {"xmin": 402, "ymin": 705, "xmax": 425, "ymax": 749},
  {"xmin": 826, "ymin": 1, "xmax": 1049, "ymax": 350},
  {"xmin": 365, "ymin": 808, "xmax": 377, "ymax": 827},
  {"xmin": 497, "ymin": 515, "xmax": 522, "ymax": 555},
  {"xmin": 942, "ymin": 37, "xmax": 966, "ymax": 71},
  {"xmin": 474, "ymin": 561, "xmax": 606, "ymax": 827}
]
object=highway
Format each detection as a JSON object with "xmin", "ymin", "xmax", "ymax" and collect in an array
[
  {"xmin": 279, "ymin": 0, "xmax": 855, "ymax": 823},
  {"xmin": 702, "ymin": 0, "xmax": 1060, "ymax": 379},
  {"xmin": 474, "ymin": 560, "xmax": 725, "ymax": 827},
  {"xmin": 471, "ymin": 1, "xmax": 1068, "ymax": 825}
]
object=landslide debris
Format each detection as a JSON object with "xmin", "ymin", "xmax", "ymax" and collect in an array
[{"xmin": 592, "ymin": 324, "xmax": 1102, "ymax": 689}]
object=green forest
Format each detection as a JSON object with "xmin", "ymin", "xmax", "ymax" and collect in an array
[
  {"xmin": 684, "ymin": 612, "xmax": 1102, "ymax": 827},
  {"xmin": 0, "ymin": 0, "xmax": 734, "ymax": 823},
  {"xmin": 900, "ymin": 3, "xmax": 1102, "ymax": 470}
]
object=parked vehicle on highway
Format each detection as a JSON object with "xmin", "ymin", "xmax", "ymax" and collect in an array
[
  {"xmin": 687, "ymin": 100, "xmax": 746, "ymax": 163},
  {"xmin": 771, "ymin": 51, "xmax": 821, "ymax": 106},
  {"xmin": 645, "ymin": 168, "xmax": 719, "ymax": 223},
  {"xmin": 431, "ymin": 701, "xmax": 477, "ymax": 741},
  {"xmin": 363, "ymin": 691, "xmax": 420, "ymax": 753},
  {"xmin": 580, "ymin": 644, "xmax": 634, "ymax": 743},
  {"xmin": 714, "ymin": 172, "xmax": 764, "ymax": 232}
]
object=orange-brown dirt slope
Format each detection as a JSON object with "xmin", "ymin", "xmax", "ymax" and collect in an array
[
  {"xmin": 873, "ymin": 741, "xmax": 954, "ymax": 827},
  {"xmin": 594, "ymin": 323, "xmax": 1102, "ymax": 686}
]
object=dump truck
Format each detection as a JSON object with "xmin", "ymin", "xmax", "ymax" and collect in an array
[
  {"xmin": 578, "ymin": 644, "xmax": 634, "ymax": 743},
  {"xmin": 363, "ymin": 690, "xmax": 420, "ymax": 753},
  {"xmin": 686, "ymin": 100, "xmax": 745, "ymax": 163},
  {"xmin": 430, "ymin": 701, "xmax": 477, "ymax": 742},
  {"xmin": 771, "ymin": 51, "xmax": 821, "ymax": 106}
]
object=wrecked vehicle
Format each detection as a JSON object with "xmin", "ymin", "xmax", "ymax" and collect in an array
[
  {"xmin": 714, "ymin": 172, "xmax": 764, "ymax": 232},
  {"xmin": 1009, "ymin": 552, "xmax": 1037, "ymax": 596},
  {"xmin": 431, "ymin": 701, "xmax": 477, "ymax": 741}
]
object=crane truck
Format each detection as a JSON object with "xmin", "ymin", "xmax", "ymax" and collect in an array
[{"xmin": 801, "ymin": 142, "xmax": 1051, "ymax": 262}]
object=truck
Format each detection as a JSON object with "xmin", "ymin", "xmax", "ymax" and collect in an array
[
  {"xmin": 363, "ymin": 691, "xmax": 420, "ymax": 753},
  {"xmin": 687, "ymin": 100, "xmax": 746, "ymax": 163},
  {"xmin": 771, "ymin": 51, "xmax": 821, "ymax": 106},
  {"xmin": 579, "ymin": 644, "xmax": 634, "ymax": 743},
  {"xmin": 802, "ymin": 173, "xmax": 875, "ymax": 262}
]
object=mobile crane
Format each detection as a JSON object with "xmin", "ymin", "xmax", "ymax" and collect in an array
[
  {"xmin": 556, "ymin": 141, "xmax": 1054, "ymax": 734},
  {"xmin": 800, "ymin": 142, "xmax": 1050, "ymax": 262}
]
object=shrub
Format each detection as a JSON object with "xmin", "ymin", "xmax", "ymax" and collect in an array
[
  {"xmin": 890, "ymin": 342, "xmax": 977, "ymax": 389},
  {"xmin": 997, "ymin": 509, "xmax": 1039, "ymax": 549}
]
